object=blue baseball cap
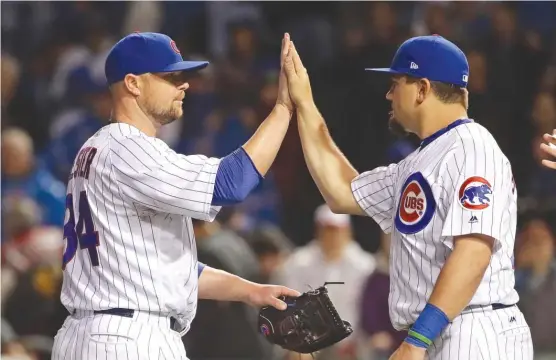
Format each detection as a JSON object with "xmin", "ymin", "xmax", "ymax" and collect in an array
[
  {"xmin": 105, "ymin": 32, "xmax": 209, "ymax": 85},
  {"xmin": 366, "ymin": 35, "xmax": 469, "ymax": 88}
]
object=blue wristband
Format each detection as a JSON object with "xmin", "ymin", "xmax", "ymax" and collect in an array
[
  {"xmin": 198, "ymin": 262, "xmax": 206, "ymax": 277},
  {"xmin": 405, "ymin": 303, "xmax": 449, "ymax": 348}
]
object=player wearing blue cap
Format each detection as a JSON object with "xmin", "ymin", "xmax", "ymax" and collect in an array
[
  {"xmin": 52, "ymin": 32, "xmax": 301, "ymax": 359},
  {"xmin": 283, "ymin": 35, "xmax": 533, "ymax": 360}
]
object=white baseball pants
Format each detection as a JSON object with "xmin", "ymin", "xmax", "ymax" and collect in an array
[
  {"xmin": 426, "ymin": 305, "xmax": 533, "ymax": 360},
  {"xmin": 52, "ymin": 310, "xmax": 188, "ymax": 360}
]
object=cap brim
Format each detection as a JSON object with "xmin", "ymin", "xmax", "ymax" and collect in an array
[
  {"xmin": 161, "ymin": 61, "xmax": 209, "ymax": 73},
  {"xmin": 364, "ymin": 68, "xmax": 403, "ymax": 74}
]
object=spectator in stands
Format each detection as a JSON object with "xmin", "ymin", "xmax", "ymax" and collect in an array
[
  {"xmin": 48, "ymin": 12, "xmax": 113, "ymax": 106},
  {"xmin": 215, "ymin": 20, "xmax": 275, "ymax": 108},
  {"xmin": 272, "ymin": 204, "xmax": 376, "ymax": 360},
  {"xmin": 359, "ymin": 232, "xmax": 406, "ymax": 360},
  {"xmin": 188, "ymin": 71, "xmax": 283, "ymax": 227},
  {"xmin": 248, "ymin": 224, "xmax": 293, "ymax": 282},
  {"xmin": 514, "ymin": 217, "xmax": 556, "ymax": 359},
  {"xmin": 1, "ymin": 128, "xmax": 65, "ymax": 227},
  {"xmin": 40, "ymin": 65, "xmax": 111, "ymax": 182},
  {"xmin": 1, "ymin": 54, "xmax": 20, "ymax": 129},
  {"xmin": 1, "ymin": 194, "xmax": 66, "ymax": 347},
  {"xmin": 173, "ymin": 55, "xmax": 220, "ymax": 151},
  {"xmin": 184, "ymin": 218, "xmax": 273, "ymax": 360}
]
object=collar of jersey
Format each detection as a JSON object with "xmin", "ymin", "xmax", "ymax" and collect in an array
[{"xmin": 419, "ymin": 118, "xmax": 473, "ymax": 150}]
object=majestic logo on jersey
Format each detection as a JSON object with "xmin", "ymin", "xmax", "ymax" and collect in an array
[
  {"xmin": 459, "ymin": 176, "xmax": 492, "ymax": 210},
  {"xmin": 395, "ymin": 172, "xmax": 436, "ymax": 234}
]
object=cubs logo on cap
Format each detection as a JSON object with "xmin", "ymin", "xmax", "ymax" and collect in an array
[
  {"xmin": 395, "ymin": 172, "xmax": 436, "ymax": 234},
  {"xmin": 458, "ymin": 176, "xmax": 492, "ymax": 210},
  {"xmin": 170, "ymin": 40, "xmax": 181, "ymax": 54}
]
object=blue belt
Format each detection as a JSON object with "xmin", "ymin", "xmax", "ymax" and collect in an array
[
  {"xmin": 491, "ymin": 303, "xmax": 514, "ymax": 310},
  {"xmin": 462, "ymin": 303, "xmax": 515, "ymax": 314},
  {"xmin": 91, "ymin": 308, "xmax": 182, "ymax": 333}
]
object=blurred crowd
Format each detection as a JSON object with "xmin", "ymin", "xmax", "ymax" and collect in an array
[{"xmin": 2, "ymin": 2, "xmax": 556, "ymax": 359}]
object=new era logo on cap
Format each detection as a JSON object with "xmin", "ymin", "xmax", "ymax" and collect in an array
[{"xmin": 410, "ymin": 62, "xmax": 419, "ymax": 70}]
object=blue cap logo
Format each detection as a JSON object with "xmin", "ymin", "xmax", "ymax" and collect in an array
[{"xmin": 170, "ymin": 40, "xmax": 181, "ymax": 55}]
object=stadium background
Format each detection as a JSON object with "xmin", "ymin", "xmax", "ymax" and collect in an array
[{"xmin": 2, "ymin": 1, "xmax": 556, "ymax": 359}]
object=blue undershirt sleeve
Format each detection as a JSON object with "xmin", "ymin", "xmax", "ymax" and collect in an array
[
  {"xmin": 198, "ymin": 262, "xmax": 206, "ymax": 277},
  {"xmin": 211, "ymin": 147, "xmax": 263, "ymax": 206}
]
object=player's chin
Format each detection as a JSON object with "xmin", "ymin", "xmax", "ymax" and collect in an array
[
  {"xmin": 388, "ymin": 114, "xmax": 409, "ymax": 138},
  {"xmin": 170, "ymin": 105, "xmax": 183, "ymax": 119}
]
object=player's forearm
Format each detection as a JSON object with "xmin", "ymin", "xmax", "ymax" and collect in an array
[
  {"xmin": 428, "ymin": 234, "xmax": 493, "ymax": 320},
  {"xmin": 296, "ymin": 102, "xmax": 361, "ymax": 213},
  {"xmin": 197, "ymin": 266, "xmax": 256, "ymax": 303},
  {"xmin": 403, "ymin": 235, "xmax": 493, "ymax": 350},
  {"xmin": 242, "ymin": 104, "xmax": 292, "ymax": 176}
]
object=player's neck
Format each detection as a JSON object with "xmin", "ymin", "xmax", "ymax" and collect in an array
[
  {"xmin": 416, "ymin": 107, "xmax": 469, "ymax": 140},
  {"xmin": 111, "ymin": 102, "xmax": 159, "ymax": 137}
]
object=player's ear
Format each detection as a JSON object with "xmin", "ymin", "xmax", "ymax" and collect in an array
[
  {"xmin": 417, "ymin": 78, "xmax": 431, "ymax": 104},
  {"xmin": 123, "ymin": 74, "xmax": 141, "ymax": 97}
]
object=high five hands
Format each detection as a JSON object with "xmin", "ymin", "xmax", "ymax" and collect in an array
[{"xmin": 276, "ymin": 33, "xmax": 315, "ymax": 112}]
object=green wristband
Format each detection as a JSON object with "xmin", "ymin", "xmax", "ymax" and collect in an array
[{"xmin": 408, "ymin": 329, "xmax": 433, "ymax": 346}]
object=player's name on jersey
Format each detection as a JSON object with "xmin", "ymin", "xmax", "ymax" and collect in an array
[{"xmin": 69, "ymin": 146, "xmax": 98, "ymax": 181}]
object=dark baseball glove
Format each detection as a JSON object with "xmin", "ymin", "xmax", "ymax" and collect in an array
[{"xmin": 258, "ymin": 282, "xmax": 353, "ymax": 354}]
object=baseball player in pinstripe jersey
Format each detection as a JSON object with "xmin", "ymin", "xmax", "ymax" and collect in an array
[
  {"xmin": 52, "ymin": 32, "xmax": 301, "ymax": 359},
  {"xmin": 283, "ymin": 36, "xmax": 534, "ymax": 359}
]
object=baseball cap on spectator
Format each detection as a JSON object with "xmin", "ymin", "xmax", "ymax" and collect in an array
[
  {"xmin": 105, "ymin": 32, "xmax": 208, "ymax": 85},
  {"xmin": 68, "ymin": 66, "xmax": 107, "ymax": 97},
  {"xmin": 314, "ymin": 204, "xmax": 351, "ymax": 228},
  {"xmin": 366, "ymin": 35, "xmax": 469, "ymax": 88}
]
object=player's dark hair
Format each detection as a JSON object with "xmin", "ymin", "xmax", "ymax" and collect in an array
[
  {"xmin": 404, "ymin": 76, "xmax": 467, "ymax": 107},
  {"xmin": 429, "ymin": 81, "xmax": 466, "ymax": 104}
]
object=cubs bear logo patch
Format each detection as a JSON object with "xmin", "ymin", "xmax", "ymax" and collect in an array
[{"xmin": 458, "ymin": 176, "xmax": 492, "ymax": 210}]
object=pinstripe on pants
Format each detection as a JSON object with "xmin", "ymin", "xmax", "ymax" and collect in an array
[
  {"xmin": 425, "ymin": 306, "xmax": 533, "ymax": 360},
  {"xmin": 52, "ymin": 312, "xmax": 188, "ymax": 360}
]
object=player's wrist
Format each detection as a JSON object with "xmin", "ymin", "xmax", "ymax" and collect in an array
[
  {"xmin": 405, "ymin": 303, "xmax": 449, "ymax": 349},
  {"xmin": 296, "ymin": 99, "xmax": 316, "ymax": 113},
  {"xmin": 238, "ymin": 280, "xmax": 261, "ymax": 306},
  {"xmin": 401, "ymin": 340, "xmax": 428, "ymax": 353},
  {"xmin": 274, "ymin": 102, "xmax": 294, "ymax": 118}
]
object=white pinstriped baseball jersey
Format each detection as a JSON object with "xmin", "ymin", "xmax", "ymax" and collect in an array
[
  {"xmin": 60, "ymin": 122, "xmax": 221, "ymax": 335},
  {"xmin": 351, "ymin": 120, "xmax": 520, "ymax": 331}
]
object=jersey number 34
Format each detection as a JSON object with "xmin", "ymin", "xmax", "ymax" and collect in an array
[{"xmin": 62, "ymin": 191, "xmax": 100, "ymax": 269}]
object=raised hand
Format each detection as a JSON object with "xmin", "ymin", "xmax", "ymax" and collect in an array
[
  {"xmin": 276, "ymin": 33, "xmax": 294, "ymax": 115},
  {"xmin": 540, "ymin": 130, "xmax": 556, "ymax": 170},
  {"xmin": 283, "ymin": 40, "xmax": 314, "ymax": 108}
]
